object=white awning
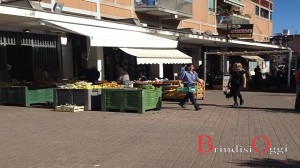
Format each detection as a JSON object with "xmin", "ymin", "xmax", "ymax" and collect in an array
[
  {"xmin": 120, "ymin": 48, "xmax": 192, "ymax": 64},
  {"xmin": 241, "ymin": 55, "xmax": 264, "ymax": 61},
  {"xmin": 44, "ymin": 20, "xmax": 178, "ymax": 49},
  {"xmin": 224, "ymin": 0, "xmax": 244, "ymax": 7}
]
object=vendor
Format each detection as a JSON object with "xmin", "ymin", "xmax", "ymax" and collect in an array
[
  {"xmin": 116, "ymin": 65, "xmax": 130, "ymax": 86},
  {"xmin": 85, "ymin": 66, "xmax": 100, "ymax": 84},
  {"xmin": 42, "ymin": 68, "xmax": 54, "ymax": 82}
]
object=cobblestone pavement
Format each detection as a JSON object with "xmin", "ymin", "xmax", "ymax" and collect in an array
[{"xmin": 0, "ymin": 90, "xmax": 299, "ymax": 168}]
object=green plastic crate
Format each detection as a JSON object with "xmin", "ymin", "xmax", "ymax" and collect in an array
[
  {"xmin": 101, "ymin": 88, "xmax": 162, "ymax": 113},
  {"xmin": 1, "ymin": 86, "xmax": 54, "ymax": 106}
]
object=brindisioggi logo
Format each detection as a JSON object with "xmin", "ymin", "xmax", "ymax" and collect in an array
[{"xmin": 198, "ymin": 135, "xmax": 287, "ymax": 155}]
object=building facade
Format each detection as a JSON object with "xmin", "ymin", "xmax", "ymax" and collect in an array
[{"xmin": 0, "ymin": 0, "xmax": 280, "ymax": 83}]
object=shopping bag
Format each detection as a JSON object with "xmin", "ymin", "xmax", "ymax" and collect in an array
[
  {"xmin": 223, "ymin": 87, "xmax": 232, "ymax": 99},
  {"xmin": 176, "ymin": 86, "xmax": 197, "ymax": 93}
]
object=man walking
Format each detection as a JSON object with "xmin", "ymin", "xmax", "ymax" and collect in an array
[{"xmin": 178, "ymin": 63, "xmax": 203, "ymax": 111}]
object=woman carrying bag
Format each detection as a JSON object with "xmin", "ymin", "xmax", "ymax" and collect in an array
[
  {"xmin": 227, "ymin": 62, "xmax": 247, "ymax": 107},
  {"xmin": 178, "ymin": 63, "xmax": 203, "ymax": 111}
]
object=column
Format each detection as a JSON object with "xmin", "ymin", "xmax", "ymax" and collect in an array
[
  {"xmin": 159, "ymin": 64, "xmax": 163, "ymax": 78},
  {"xmin": 87, "ymin": 46, "xmax": 104, "ymax": 81}
]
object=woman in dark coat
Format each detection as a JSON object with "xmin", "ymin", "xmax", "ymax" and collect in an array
[{"xmin": 227, "ymin": 62, "xmax": 247, "ymax": 107}]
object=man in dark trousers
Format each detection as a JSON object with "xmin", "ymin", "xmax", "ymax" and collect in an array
[{"xmin": 178, "ymin": 63, "xmax": 203, "ymax": 111}]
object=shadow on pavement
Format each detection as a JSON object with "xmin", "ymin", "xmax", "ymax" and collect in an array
[
  {"xmin": 234, "ymin": 158, "xmax": 300, "ymax": 168},
  {"xmin": 200, "ymin": 103, "xmax": 298, "ymax": 114}
]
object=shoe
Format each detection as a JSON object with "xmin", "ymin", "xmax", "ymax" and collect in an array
[
  {"xmin": 178, "ymin": 103, "xmax": 186, "ymax": 108},
  {"xmin": 232, "ymin": 103, "xmax": 238, "ymax": 107},
  {"xmin": 240, "ymin": 100, "xmax": 244, "ymax": 105},
  {"xmin": 195, "ymin": 105, "xmax": 202, "ymax": 111}
]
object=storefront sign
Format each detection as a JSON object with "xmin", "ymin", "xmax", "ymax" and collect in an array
[{"xmin": 230, "ymin": 24, "xmax": 253, "ymax": 38}]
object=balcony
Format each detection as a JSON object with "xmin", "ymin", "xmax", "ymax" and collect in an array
[
  {"xmin": 216, "ymin": 14, "xmax": 250, "ymax": 29},
  {"xmin": 134, "ymin": 0, "xmax": 192, "ymax": 20}
]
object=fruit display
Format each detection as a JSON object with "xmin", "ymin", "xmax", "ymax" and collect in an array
[
  {"xmin": 58, "ymin": 81, "xmax": 124, "ymax": 89},
  {"xmin": 0, "ymin": 81, "xmax": 56, "ymax": 89},
  {"xmin": 93, "ymin": 82, "xmax": 124, "ymax": 89},
  {"xmin": 0, "ymin": 82, "xmax": 11, "ymax": 87}
]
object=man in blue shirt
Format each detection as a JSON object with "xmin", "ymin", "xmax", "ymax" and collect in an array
[{"xmin": 178, "ymin": 63, "xmax": 203, "ymax": 111}]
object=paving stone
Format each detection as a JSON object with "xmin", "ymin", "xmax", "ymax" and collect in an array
[{"xmin": 0, "ymin": 90, "xmax": 299, "ymax": 168}]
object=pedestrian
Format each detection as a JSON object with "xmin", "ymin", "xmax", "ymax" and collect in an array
[
  {"xmin": 178, "ymin": 63, "xmax": 203, "ymax": 111},
  {"xmin": 276, "ymin": 66, "xmax": 285, "ymax": 91},
  {"xmin": 227, "ymin": 62, "xmax": 247, "ymax": 107},
  {"xmin": 254, "ymin": 65, "xmax": 262, "ymax": 90}
]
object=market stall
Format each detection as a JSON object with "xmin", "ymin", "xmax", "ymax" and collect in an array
[{"xmin": 53, "ymin": 81, "xmax": 123, "ymax": 111}]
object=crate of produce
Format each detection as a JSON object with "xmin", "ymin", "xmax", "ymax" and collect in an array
[
  {"xmin": 53, "ymin": 88, "xmax": 101, "ymax": 111},
  {"xmin": 1, "ymin": 86, "xmax": 54, "ymax": 106},
  {"xmin": 55, "ymin": 105, "xmax": 85, "ymax": 112},
  {"xmin": 101, "ymin": 87, "xmax": 162, "ymax": 113}
]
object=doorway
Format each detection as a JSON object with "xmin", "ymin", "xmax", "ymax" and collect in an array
[{"xmin": 6, "ymin": 45, "xmax": 33, "ymax": 81}]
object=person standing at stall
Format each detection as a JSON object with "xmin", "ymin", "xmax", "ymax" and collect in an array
[
  {"xmin": 227, "ymin": 62, "xmax": 247, "ymax": 107},
  {"xmin": 85, "ymin": 66, "xmax": 100, "ymax": 84},
  {"xmin": 178, "ymin": 63, "xmax": 203, "ymax": 111},
  {"xmin": 116, "ymin": 65, "xmax": 130, "ymax": 86},
  {"xmin": 41, "ymin": 67, "xmax": 54, "ymax": 82}
]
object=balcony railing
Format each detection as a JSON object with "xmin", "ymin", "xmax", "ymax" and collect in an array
[
  {"xmin": 135, "ymin": 0, "xmax": 192, "ymax": 18},
  {"xmin": 216, "ymin": 14, "xmax": 250, "ymax": 26}
]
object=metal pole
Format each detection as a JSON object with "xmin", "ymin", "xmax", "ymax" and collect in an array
[
  {"xmin": 288, "ymin": 48, "xmax": 292, "ymax": 87},
  {"xmin": 222, "ymin": 54, "xmax": 225, "ymax": 73},
  {"xmin": 204, "ymin": 52, "xmax": 207, "ymax": 81}
]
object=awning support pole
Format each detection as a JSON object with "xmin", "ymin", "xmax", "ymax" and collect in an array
[
  {"xmin": 159, "ymin": 64, "xmax": 164, "ymax": 78},
  {"xmin": 288, "ymin": 48, "xmax": 292, "ymax": 87},
  {"xmin": 204, "ymin": 52, "xmax": 207, "ymax": 81}
]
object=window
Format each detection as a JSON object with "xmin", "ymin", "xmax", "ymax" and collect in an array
[
  {"xmin": 255, "ymin": 6, "xmax": 259, "ymax": 15},
  {"xmin": 208, "ymin": 0, "xmax": 215, "ymax": 12},
  {"xmin": 261, "ymin": 8, "xmax": 269, "ymax": 19},
  {"xmin": 270, "ymin": 12, "xmax": 273, "ymax": 20}
]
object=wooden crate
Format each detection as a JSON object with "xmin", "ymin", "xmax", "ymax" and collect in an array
[
  {"xmin": 55, "ymin": 105, "xmax": 85, "ymax": 112},
  {"xmin": 162, "ymin": 80, "xmax": 205, "ymax": 100}
]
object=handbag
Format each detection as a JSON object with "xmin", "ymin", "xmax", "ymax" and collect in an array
[{"xmin": 223, "ymin": 87, "xmax": 232, "ymax": 99}]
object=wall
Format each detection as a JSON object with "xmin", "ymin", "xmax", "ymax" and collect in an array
[
  {"xmin": 100, "ymin": 0, "xmax": 133, "ymax": 19},
  {"xmin": 180, "ymin": 0, "xmax": 216, "ymax": 33},
  {"xmin": 243, "ymin": 0, "xmax": 273, "ymax": 41},
  {"xmin": 40, "ymin": 0, "xmax": 100, "ymax": 18}
]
